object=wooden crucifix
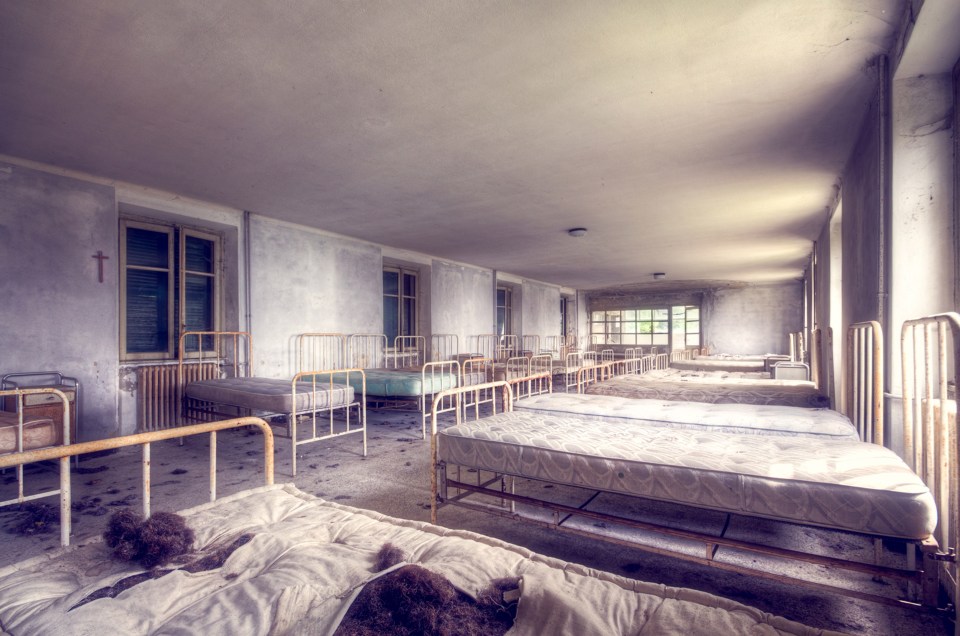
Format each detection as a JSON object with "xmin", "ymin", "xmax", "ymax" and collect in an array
[{"xmin": 92, "ymin": 250, "xmax": 109, "ymax": 283}]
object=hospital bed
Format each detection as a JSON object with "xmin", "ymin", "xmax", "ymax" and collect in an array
[
  {"xmin": 178, "ymin": 331, "xmax": 365, "ymax": 476},
  {"xmin": 428, "ymin": 314, "xmax": 960, "ymax": 611}
]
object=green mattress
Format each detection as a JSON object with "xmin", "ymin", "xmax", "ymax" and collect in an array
[{"xmin": 318, "ymin": 368, "xmax": 459, "ymax": 397}]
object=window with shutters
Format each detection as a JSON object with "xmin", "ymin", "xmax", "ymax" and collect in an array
[{"xmin": 120, "ymin": 218, "xmax": 221, "ymax": 360}]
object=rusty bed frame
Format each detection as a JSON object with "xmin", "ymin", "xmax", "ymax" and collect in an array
[
  {"xmin": 178, "ymin": 331, "xmax": 366, "ymax": 476},
  {"xmin": 0, "ymin": 415, "xmax": 274, "ymax": 547},
  {"xmin": 427, "ymin": 315, "xmax": 960, "ymax": 615},
  {"xmin": 1, "ymin": 388, "xmax": 71, "ymax": 512},
  {"xmin": 346, "ymin": 333, "xmax": 466, "ymax": 438}
]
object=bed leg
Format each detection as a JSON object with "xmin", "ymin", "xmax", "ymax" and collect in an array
[{"xmin": 920, "ymin": 538, "xmax": 943, "ymax": 608}]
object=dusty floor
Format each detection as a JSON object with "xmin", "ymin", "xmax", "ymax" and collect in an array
[{"xmin": 0, "ymin": 408, "xmax": 952, "ymax": 636}]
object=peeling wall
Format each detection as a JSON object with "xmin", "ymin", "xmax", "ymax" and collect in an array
[
  {"xmin": 431, "ymin": 260, "xmax": 494, "ymax": 352},
  {"xmin": 890, "ymin": 73, "xmax": 955, "ymax": 358},
  {"xmin": 248, "ymin": 216, "xmax": 382, "ymax": 377},
  {"xmin": 520, "ymin": 280, "xmax": 561, "ymax": 340},
  {"xmin": 702, "ymin": 284, "xmax": 802, "ymax": 355},
  {"xmin": 0, "ymin": 161, "xmax": 118, "ymax": 441},
  {"xmin": 841, "ymin": 60, "xmax": 888, "ymax": 329}
]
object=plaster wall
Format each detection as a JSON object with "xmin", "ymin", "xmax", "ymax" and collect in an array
[
  {"xmin": 702, "ymin": 284, "xmax": 802, "ymax": 355},
  {"xmin": 0, "ymin": 161, "xmax": 118, "ymax": 441},
  {"xmin": 431, "ymin": 260, "xmax": 494, "ymax": 352},
  {"xmin": 248, "ymin": 216, "xmax": 383, "ymax": 377},
  {"xmin": 520, "ymin": 280, "xmax": 561, "ymax": 340},
  {"xmin": 841, "ymin": 64, "xmax": 887, "ymax": 328},
  {"xmin": 890, "ymin": 74, "xmax": 955, "ymax": 382}
]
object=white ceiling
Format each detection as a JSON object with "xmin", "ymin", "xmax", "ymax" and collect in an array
[{"xmin": 0, "ymin": 1, "xmax": 910, "ymax": 290}]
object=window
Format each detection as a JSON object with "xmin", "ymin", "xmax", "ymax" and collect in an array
[
  {"xmin": 590, "ymin": 305, "xmax": 700, "ymax": 350},
  {"xmin": 120, "ymin": 219, "xmax": 220, "ymax": 360},
  {"xmin": 497, "ymin": 286, "xmax": 513, "ymax": 336},
  {"xmin": 383, "ymin": 267, "xmax": 417, "ymax": 345},
  {"xmin": 560, "ymin": 297, "xmax": 568, "ymax": 338}
]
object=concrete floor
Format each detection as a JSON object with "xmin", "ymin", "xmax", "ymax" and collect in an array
[{"xmin": 0, "ymin": 408, "xmax": 951, "ymax": 636}]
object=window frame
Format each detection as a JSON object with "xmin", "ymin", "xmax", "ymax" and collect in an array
[
  {"xmin": 383, "ymin": 265, "xmax": 419, "ymax": 344},
  {"xmin": 590, "ymin": 304, "xmax": 701, "ymax": 350},
  {"xmin": 120, "ymin": 218, "xmax": 222, "ymax": 361},
  {"xmin": 497, "ymin": 286, "xmax": 513, "ymax": 337}
]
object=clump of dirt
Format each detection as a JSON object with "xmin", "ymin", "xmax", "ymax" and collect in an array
[
  {"xmin": 7, "ymin": 502, "xmax": 59, "ymax": 535},
  {"xmin": 103, "ymin": 509, "xmax": 195, "ymax": 568},
  {"xmin": 335, "ymin": 543, "xmax": 519, "ymax": 636}
]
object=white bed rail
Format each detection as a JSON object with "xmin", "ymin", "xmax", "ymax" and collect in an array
[
  {"xmin": 290, "ymin": 368, "xmax": 367, "ymax": 475},
  {"xmin": 847, "ymin": 321, "xmax": 883, "ymax": 444},
  {"xmin": 0, "ymin": 416, "xmax": 274, "ymax": 547},
  {"xmin": 901, "ymin": 312, "xmax": 960, "ymax": 612},
  {"xmin": 391, "ymin": 335, "xmax": 425, "ymax": 368},
  {"xmin": 348, "ymin": 334, "xmax": 388, "ymax": 369},
  {"xmin": 430, "ymin": 334, "xmax": 459, "ymax": 362},
  {"xmin": 297, "ymin": 333, "xmax": 347, "ymax": 372}
]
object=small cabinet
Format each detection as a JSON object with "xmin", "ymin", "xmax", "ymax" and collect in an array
[{"xmin": 1, "ymin": 372, "xmax": 79, "ymax": 445}]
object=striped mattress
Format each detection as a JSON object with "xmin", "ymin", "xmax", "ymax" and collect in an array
[
  {"xmin": 513, "ymin": 393, "xmax": 858, "ymax": 440},
  {"xmin": 437, "ymin": 411, "xmax": 935, "ymax": 539}
]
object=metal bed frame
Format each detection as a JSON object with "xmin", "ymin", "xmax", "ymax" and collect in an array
[
  {"xmin": 900, "ymin": 312, "xmax": 960, "ymax": 616},
  {"xmin": 430, "ymin": 334, "xmax": 459, "ymax": 362},
  {"xmin": 347, "ymin": 333, "xmax": 462, "ymax": 438},
  {"xmin": 179, "ymin": 331, "xmax": 366, "ymax": 476},
  {"xmin": 0, "ymin": 416, "xmax": 273, "ymax": 547},
  {"xmin": 428, "ymin": 316, "xmax": 960, "ymax": 612},
  {"xmin": 1, "ymin": 387, "xmax": 71, "ymax": 513}
]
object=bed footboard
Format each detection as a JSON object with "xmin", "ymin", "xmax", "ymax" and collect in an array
[
  {"xmin": 901, "ymin": 313, "xmax": 960, "ymax": 611},
  {"xmin": 1, "ymin": 388, "xmax": 71, "ymax": 513},
  {"xmin": 0, "ymin": 416, "xmax": 273, "ymax": 547}
]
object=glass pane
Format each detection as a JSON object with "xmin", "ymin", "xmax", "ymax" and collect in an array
[
  {"xmin": 126, "ymin": 269, "xmax": 168, "ymax": 353},
  {"xmin": 497, "ymin": 308, "xmax": 506, "ymax": 336},
  {"xmin": 638, "ymin": 309, "xmax": 652, "ymax": 320},
  {"xmin": 127, "ymin": 228, "xmax": 168, "ymax": 269},
  {"xmin": 637, "ymin": 333, "xmax": 652, "ymax": 345},
  {"xmin": 654, "ymin": 321, "xmax": 669, "ymax": 333},
  {"xmin": 653, "ymin": 309, "xmax": 669, "ymax": 320},
  {"xmin": 687, "ymin": 334, "xmax": 701, "ymax": 346},
  {"xmin": 383, "ymin": 296, "xmax": 399, "ymax": 343},
  {"xmin": 622, "ymin": 334, "xmax": 636, "ymax": 345},
  {"xmin": 608, "ymin": 334, "xmax": 620, "ymax": 344},
  {"xmin": 652, "ymin": 334, "xmax": 669, "ymax": 345},
  {"xmin": 403, "ymin": 273, "xmax": 416, "ymax": 297},
  {"xmin": 623, "ymin": 310, "xmax": 636, "ymax": 321},
  {"xmin": 606, "ymin": 310, "xmax": 620, "ymax": 320},
  {"xmin": 592, "ymin": 311, "xmax": 604, "ymax": 322},
  {"xmin": 184, "ymin": 274, "xmax": 214, "ymax": 332},
  {"xmin": 687, "ymin": 307, "xmax": 700, "ymax": 321},
  {"xmin": 591, "ymin": 322, "xmax": 605, "ymax": 335},
  {"xmin": 686, "ymin": 321, "xmax": 700, "ymax": 334},
  {"xmin": 639, "ymin": 321, "xmax": 652, "ymax": 334},
  {"xmin": 497, "ymin": 289, "xmax": 507, "ymax": 306},
  {"xmin": 624, "ymin": 322, "xmax": 637, "ymax": 334},
  {"xmin": 671, "ymin": 306, "xmax": 685, "ymax": 318},
  {"xmin": 185, "ymin": 235, "xmax": 214, "ymax": 273},
  {"xmin": 402, "ymin": 298, "xmax": 416, "ymax": 336},
  {"xmin": 383, "ymin": 270, "xmax": 399, "ymax": 296}
]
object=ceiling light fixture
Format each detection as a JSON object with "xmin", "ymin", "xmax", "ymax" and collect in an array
[
  {"xmin": 567, "ymin": 227, "xmax": 587, "ymax": 237},
  {"xmin": 653, "ymin": 272, "xmax": 666, "ymax": 280}
]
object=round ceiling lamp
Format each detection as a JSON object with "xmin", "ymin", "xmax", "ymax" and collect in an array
[
  {"xmin": 653, "ymin": 272, "xmax": 666, "ymax": 280},
  {"xmin": 567, "ymin": 227, "xmax": 587, "ymax": 237}
]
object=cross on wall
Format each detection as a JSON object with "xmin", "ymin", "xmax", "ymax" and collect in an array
[{"xmin": 92, "ymin": 250, "xmax": 109, "ymax": 283}]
